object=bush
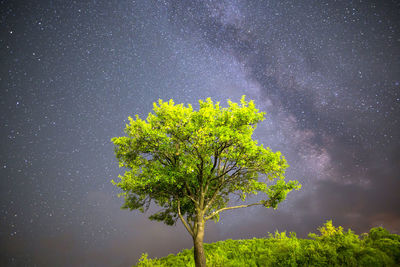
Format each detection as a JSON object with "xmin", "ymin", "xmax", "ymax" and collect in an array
[{"xmin": 133, "ymin": 222, "xmax": 400, "ymax": 267}]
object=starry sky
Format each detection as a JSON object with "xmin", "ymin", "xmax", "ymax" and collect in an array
[{"xmin": 1, "ymin": 0, "xmax": 399, "ymax": 266}]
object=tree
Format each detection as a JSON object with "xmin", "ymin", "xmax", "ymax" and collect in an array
[{"xmin": 111, "ymin": 96, "xmax": 301, "ymax": 267}]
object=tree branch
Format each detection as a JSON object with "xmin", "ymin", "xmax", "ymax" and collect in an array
[
  {"xmin": 205, "ymin": 202, "xmax": 264, "ymax": 221},
  {"xmin": 184, "ymin": 182, "xmax": 198, "ymax": 207},
  {"xmin": 163, "ymin": 153, "xmax": 174, "ymax": 165},
  {"xmin": 209, "ymin": 141, "xmax": 230, "ymax": 177},
  {"xmin": 209, "ymin": 161, "xmax": 237, "ymax": 182},
  {"xmin": 204, "ymin": 168, "xmax": 243, "ymax": 211},
  {"xmin": 209, "ymin": 151, "xmax": 219, "ymax": 177},
  {"xmin": 187, "ymin": 215, "xmax": 195, "ymax": 234},
  {"xmin": 177, "ymin": 199, "xmax": 194, "ymax": 237}
]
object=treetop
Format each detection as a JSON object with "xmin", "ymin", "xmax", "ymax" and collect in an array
[{"xmin": 111, "ymin": 95, "xmax": 300, "ymax": 227}]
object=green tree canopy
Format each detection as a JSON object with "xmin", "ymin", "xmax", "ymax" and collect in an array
[{"xmin": 111, "ymin": 96, "xmax": 301, "ymax": 267}]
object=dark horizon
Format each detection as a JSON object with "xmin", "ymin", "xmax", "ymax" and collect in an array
[{"xmin": 1, "ymin": 0, "xmax": 399, "ymax": 266}]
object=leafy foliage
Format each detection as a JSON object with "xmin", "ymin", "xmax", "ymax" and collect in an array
[
  {"xmin": 134, "ymin": 221, "xmax": 400, "ymax": 267},
  {"xmin": 111, "ymin": 96, "xmax": 300, "ymax": 228},
  {"xmin": 112, "ymin": 96, "xmax": 301, "ymax": 266}
]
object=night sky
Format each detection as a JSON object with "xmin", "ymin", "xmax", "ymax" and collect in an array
[{"xmin": 1, "ymin": 0, "xmax": 399, "ymax": 266}]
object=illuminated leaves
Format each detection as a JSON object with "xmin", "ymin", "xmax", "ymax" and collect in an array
[{"xmin": 111, "ymin": 96, "xmax": 300, "ymax": 226}]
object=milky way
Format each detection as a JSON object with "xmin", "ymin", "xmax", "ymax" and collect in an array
[{"xmin": 1, "ymin": 1, "xmax": 399, "ymax": 266}]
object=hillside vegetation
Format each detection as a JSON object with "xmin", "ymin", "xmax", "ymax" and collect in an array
[{"xmin": 135, "ymin": 221, "xmax": 400, "ymax": 266}]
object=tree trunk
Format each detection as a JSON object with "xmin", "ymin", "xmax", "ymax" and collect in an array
[{"xmin": 193, "ymin": 219, "xmax": 206, "ymax": 267}]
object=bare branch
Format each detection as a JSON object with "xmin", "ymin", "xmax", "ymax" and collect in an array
[
  {"xmin": 204, "ymin": 168, "xmax": 243, "ymax": 211},
  {"xmin": 204, "ymin": 186, "xmax": 220, "ymax": 212},
  {"xmin": 209, "ymin": 141, "xmax": 230, "ymax": 177},
  {"xmin": 208, "ymin": 161, "xmax": 240, "ymax": 185},
  {"xmin": 205, "ymin": 202, "xmax": 264, "ymax": 221},
  {"xmin": 177, "ymin": 199, "xmax": 194, "ymax": 237},
  {"xmin": 187, "ymin": 215, "xmax": 195, "ymax": 233},
  {"xmin": 221, "ymin": 157, "xmax": 229, "ymax": 175},
  {"xmin": 184, "ymin": 182, "xmax": 198, "ymax": 207},
  {"xmin": 209, "ymin": 151, "xmax": 219, "ymax": 177}
]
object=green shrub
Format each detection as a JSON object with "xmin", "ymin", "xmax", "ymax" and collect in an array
[{"xmin": 133, "ymin": 222, "xmax": 400, "ymax": 267}]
